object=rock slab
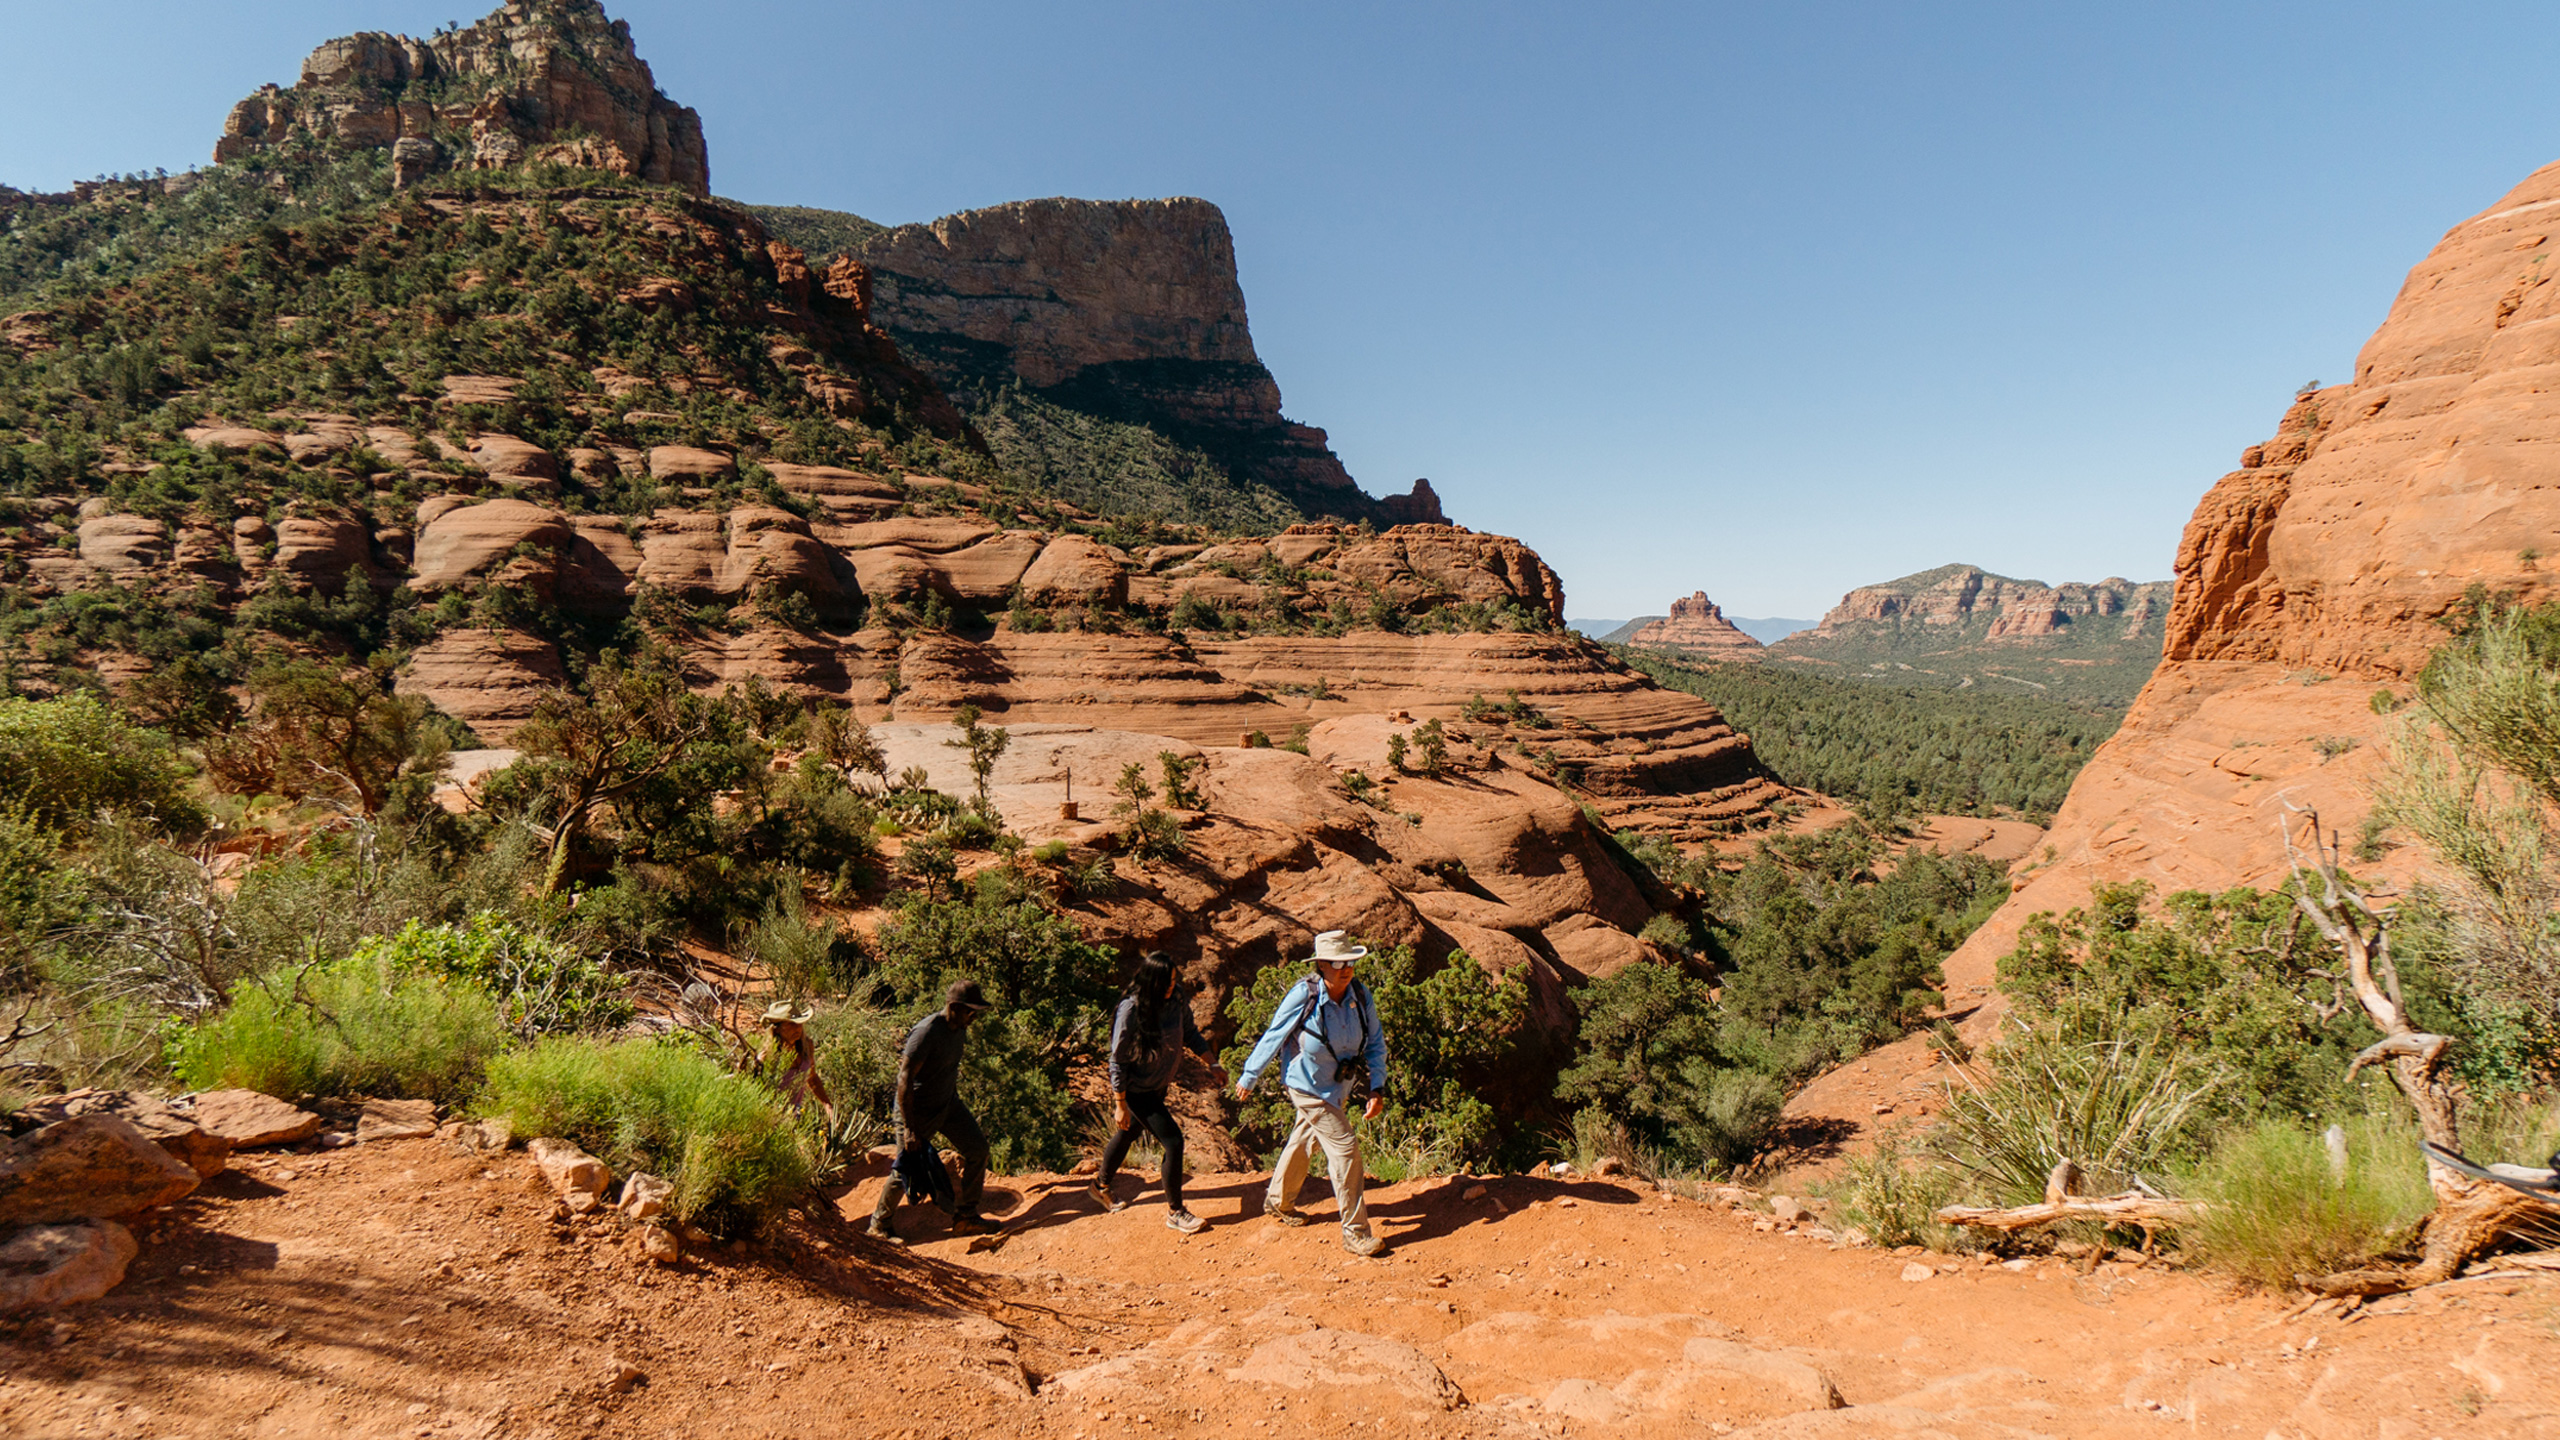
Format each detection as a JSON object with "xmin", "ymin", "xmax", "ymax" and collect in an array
[
  {"xmin": 0, "ymin": 1114, "xmax": 201, "ymax": 1225},
  {"xmin": 0, "ymin": 1221, "xmax": 138, "ymax": 1312},
  {"xmin": 191, "ymin": 1090, "xmax": 326, "ymax": 1148}
]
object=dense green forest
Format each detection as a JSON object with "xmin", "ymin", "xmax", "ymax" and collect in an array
[{"xmin": 1621, "ymin": 649, "xmax": 2123, "ymax": 823}]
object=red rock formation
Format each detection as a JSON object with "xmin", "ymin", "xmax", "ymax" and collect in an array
[
  {"xmin": 1788, "ymin": 565, "xmax": 2172, "ymax": 643},
  {"xmin": 211, "ymin": 1, "xmax": 709, "ymax": 195},
  {"xmin": 849, "ymin": 198, "xmax": 1384, "ymax": 516},
  {"xmin": 1625, "ymin": 592, "xmax": 1765, "ymax": 663},
  {"xmin": 1940, "ymin": 154, "xmax": 2560, "ymax": 1013}
]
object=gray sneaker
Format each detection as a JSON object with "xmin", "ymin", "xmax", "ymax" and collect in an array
[
  {"xmin": 1166, "ymin": 1209, "xmax": 1207, "ymax": 1235},
  {"xmin": 1087, "ymin": 1175, "xmax": 1124, "ymax": 1212},
  {"xmin": 1343, "ymin": 1229, "xmax": 1386, "ymax": 1258},
  {"xmin": 1266, "ymin": 1203, "xmax": 1309, "ymax": 1227}
]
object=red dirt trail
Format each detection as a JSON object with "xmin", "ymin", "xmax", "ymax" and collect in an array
[{"xmin": 1, "ymin": 1135, "xmax": 2553, "ymax": 1439}]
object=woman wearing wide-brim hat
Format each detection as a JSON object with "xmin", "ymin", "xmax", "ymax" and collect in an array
[{"xmin": 760, "ymin": 1000, "xmax": 836, "ymax": 1125}]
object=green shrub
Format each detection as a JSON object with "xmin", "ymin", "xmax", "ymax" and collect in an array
[
  {"xmin": 350, "ymin": 913, "xmax": 631, "ymax": 1038},
  {"xmin": 479, "ymin": 1037, "xmax": 811, "ymax": 1235},
  {"xmin": 0, "ymin": 695, "xmax": 202, "ymax": 832},
  {"xmin": 170, "ymin": 955, "xmax": 508, "ymax": 1102},
  {"xmin": 1821, "ymin": 1125, "xmax": 1965, "ymax": 1249},
  {"xmin": 2180, "ymin": 1112, "xmax": 2433, "ymax": 1288},
  {"xmin": 1933, "ymin": 1007, "xmax": 2231, "ymax": 1205},
  {"xmin": 735, "ymin": 890, "xmax": 853, "ymax": 1000}
]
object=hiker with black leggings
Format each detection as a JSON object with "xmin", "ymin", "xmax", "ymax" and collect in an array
[{"xmin": 1091, "ymin": 952, "xmax": 1213, "ymax": 1234}]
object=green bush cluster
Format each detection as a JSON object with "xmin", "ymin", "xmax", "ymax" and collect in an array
[
  {"xmin": 168, "ymin": 954, "xmax": 508, "ymax": 1103},
  {"xmin": 0, "ymin": 695, "xmax": 201, "ymax": 831},
  {"xmin": 480, "ymin": 1037, "xmax": 811, "ymax": 1235}
]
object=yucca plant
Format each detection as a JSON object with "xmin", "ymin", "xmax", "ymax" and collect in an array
[{"xmin": 1933, "ymin": 1002, "xmax": 2231, "ymax": 1205}]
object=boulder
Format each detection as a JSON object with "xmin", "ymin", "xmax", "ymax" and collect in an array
[
  {"xmin": 647, "ymin": 445, "xmax": 733, "ymax": 482},
  {"xmin": 76, "ymin": 516, "xmax": 170, "ymax": 573},
  {"xmin": 830, "ymin": 517, "xmax": 995, "ymax": 553},
  {"xmin": 468, "ymin": 434, "xmax": 559, "ymax": 483},
  {"xmin": 271, "ymin": 515, "xmax": 375, "ymax": 588},
  {"xmin": 1230, "ymin": 1327, "xmax": 1463, "ymax": 1410},
  {"xmin": 634, "ymin": 511, "xmax": 729, "ymax": 597},
  {"xmin": 190, "ymin": 1090, "xmax": 325, "ymax": 1149},
  {"xmin": 0, "ymin": 1221, "xmax": 138, "ymax": 1312},
  {"xmin": 528, "ymin": 1137, "xmax": 610, "ymax": 1212},
  {"xmin": 408, "ymin": 498, "xmax": 572, "ymax": 592},
  {"xmin": 620, "ymin": 1171, "xmax": 672, "ymax": 1221},
  {"xmin": 0, "ymin": 1114, "xmax": 201, "ymax": 1225},
  {"xmin": 1017, "ymin": 534, "xmax": 1129, "ymax": 608},
  {"xmin": 394, "ymin": 627, "xmax": 567, "ymax": 742},
  {"xmin": 15, "ymin": 1091, "xmax": 229, "ymax": 1180}
]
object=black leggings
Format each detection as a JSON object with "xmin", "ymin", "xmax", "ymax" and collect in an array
[{"xmin": 1101, "ymin": 1088, "xmax": 1186, "ymax": 1210}]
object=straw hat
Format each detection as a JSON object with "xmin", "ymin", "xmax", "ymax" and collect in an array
[
  {"xmin": 761, "ymin": 1001, "xmax": 815, "ymax": 1026},
  {"xmin": 1310, "ymin": 930, "xmax": 1368, "ymax": 967}
]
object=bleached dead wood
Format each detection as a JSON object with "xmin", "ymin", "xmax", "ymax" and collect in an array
[
  {"xmin": 2284, "ymin": 807, "xmax": 2560, "ymax": 1294},
  {"xmin": 1935, "ymin": 1193, "xmax": 2199, "ymax": 1233}
]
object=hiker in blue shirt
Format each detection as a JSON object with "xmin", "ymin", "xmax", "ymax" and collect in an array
[{"xmin": 1233, "ymin": 930, "xmax": 1390, "ymax": 1257}]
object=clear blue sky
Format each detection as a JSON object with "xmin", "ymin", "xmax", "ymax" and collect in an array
[{"xmin": 5, "ymin": 2, "xmax": 2554, "ymax": 619}]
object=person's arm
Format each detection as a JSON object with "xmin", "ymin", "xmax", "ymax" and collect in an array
[
  {"xmin": 1235, "ymin": 981, "xmax": 1310, "ymax": 1098},
  {"xmin": 1182, "ymin": 1006, "xmax": 1211, "ymax": 1059},
  {"xmin": 893, "ymin": 1023, "xmax": 927, "ymax": 1144},
  {"xmin": 1361, "ymin": 987, "xmax": 1389, "ymax": 1121},
  {"xmin": 1105, "ymin": 999, "xmax": 1133, "ymax": 1096}
]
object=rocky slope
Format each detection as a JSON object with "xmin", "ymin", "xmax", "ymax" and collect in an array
[
  {"xmin": 212, "ymin": 0, "xmax": 709, "ymax": 193},
  {"xmin": 1765, "ymin": 564, "xmax": 2173, "ymax": 707},
  {"xmin": 1621, "ymin": 591, "xmax": 1767, "ymax": 663},
  {"xmin": 1936, "ymin": 153, "xmax": 2560, "ymax": 1011}
]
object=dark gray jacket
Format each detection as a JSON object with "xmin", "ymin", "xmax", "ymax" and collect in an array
[
  {"xmin": 1107, "ymin": 994, "xmax": 1209, "ymax": 1094},
  {"xmin": 894, "ymin": 1011, "xmax": 968, "ymax": 1132}
]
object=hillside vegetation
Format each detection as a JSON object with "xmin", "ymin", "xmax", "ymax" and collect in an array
[{"xmin": 1621, "ymin": 649, "xmax": 2121, "ymax": 823}]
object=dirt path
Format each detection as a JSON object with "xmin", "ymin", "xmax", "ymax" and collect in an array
[{"xmin": 2, "ymin": 1137, "xmax": 2553, "ymax": 1439}]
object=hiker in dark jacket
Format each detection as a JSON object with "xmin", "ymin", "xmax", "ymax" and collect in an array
[
  {"xmin": 1090, "ymin": 952, "xmax": 1213, "ymax": 1233},
  {"xmin": 865, "ymin": 979, "xmax": 1000, "ymax": 1243}
]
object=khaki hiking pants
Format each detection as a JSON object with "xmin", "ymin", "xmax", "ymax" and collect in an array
[{"xmin": 1268, "ymin": 1088, "xmax": 1370, "ymax": 1238}]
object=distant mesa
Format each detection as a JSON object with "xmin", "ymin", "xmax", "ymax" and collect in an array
[
  {"xmin": 1620, "ymin": 593, "xmax": 1766, "ymax": 663},
  {"xmin": 211, "ymin": 0, "xmax": 710, "ymax": 194}
]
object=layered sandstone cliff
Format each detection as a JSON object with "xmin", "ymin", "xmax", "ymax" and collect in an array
[
  {"xmin": 847, "ymin": 197, "xmax": 1436, "ymax": 524},
  {"xmin": 1623, "ymin": 592, "xmax": 1765, "ymax": 662},
  {"xmin": 1939, "ymin": 154, "xmax": 2560, "ymax": 1008},
  {"xmin": 211, "ymin": 0, "xmax": 708, "ymax": 194},
  {"xmin": 1784, "ymin": 565, "xmax": 2171, "ymax": 643}
]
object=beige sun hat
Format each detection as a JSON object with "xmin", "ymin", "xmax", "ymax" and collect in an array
[
  {"xmin": 1310, "ymin": 930, "xmax": 1368, "ymax": 966},
  {"xmin": 761, "ymin": 1001, "xmax": 815, "ymax": 1026}
]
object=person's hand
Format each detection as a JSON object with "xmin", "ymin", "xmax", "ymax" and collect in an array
[
  {"xmin": 1114, "ymin": 1098, "xmax": 1134, "ymax": 1132},
  {"xmin": 1363, "ymin": 1096, "xmax": 1385, "ymax": 1122},
  {"xmin": 1235, "ymin": 1081, "xmax": 1253, "ymax": 1102}
]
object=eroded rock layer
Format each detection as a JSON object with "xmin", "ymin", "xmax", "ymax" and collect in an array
[{"xmin": 1942, "ymin": 154, "xmax": 2560, "ymax": 1003}]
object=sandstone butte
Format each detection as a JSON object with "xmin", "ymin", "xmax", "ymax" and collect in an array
[
  {"xmin": 210, "ymin": 0, "xmax": 709, "ymax": 194},
  {"xmin": 1932, "ymin": 152, "xmax": 2560, "ymax": 1020},
  {"xmin": 1622, "ymin": 591, "xmax": 1766, "ymax": 663}
]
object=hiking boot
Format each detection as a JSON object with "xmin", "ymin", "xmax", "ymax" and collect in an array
[
  {"xmin": 862, "ymin": 1219, "xmax": 904, "ymax": 1247},
  {"xmin": 1265, "ymin": 1203, "xmax": 1308, "ymax": 1227},
  {"xmin": 1166, "ymin": 1209, "xmax": 1207, "ymax": 1235},
  {"xmin": 1087, "ymin": 1175, "xmax": 1124, "ymax": 1212},
  {"xmin": 950, "ymin": 1214, "xmax": 1004, "ymax": 1237},
  {"xmin": 1343, "ymin": 1229, "xmax": 1386, "ymax": 1258}
]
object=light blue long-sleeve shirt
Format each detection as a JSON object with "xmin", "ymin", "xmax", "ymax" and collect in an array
[{"xmin": 1236, "ymin": 973, "xmax": 1387, "ymax": 1108}]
